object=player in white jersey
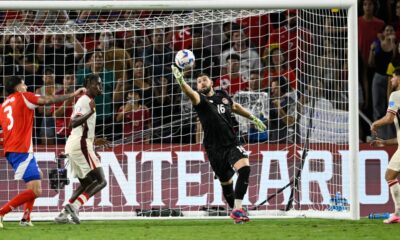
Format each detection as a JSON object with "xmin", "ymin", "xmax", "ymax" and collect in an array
[
  {"xmin": 55, "ymin": 74, "xmax": 108, "ymax": 224},
  {"xmin": 371, "ymin": 68, "xmax": 400, "ymax": 224}
]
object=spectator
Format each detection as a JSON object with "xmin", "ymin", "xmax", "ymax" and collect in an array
[
  {"xmin": 191, "ymin": 26, "xmax": 220, "ymax": 79},
  {"xmin": 263, "ymin": 10, "xmax": 313, "ymax": 70},
  {"xmin": 248, "ymin": 70, "xmax": 264, "ymax": 91},
  {"xmin": 143, "ymin": 28, "xmax": 173, "ymax": 79},
  {"xmin": 215, "ymin": 54, "xmax": 249, "ymax": 96},
  {"xmin": 99, "ymin": 31, "xmax": 132, "ymax": 86},
  {"xmin": 115, "ymin": 90, "xmax": 151, "ymax": 143},
  {"xmin": 1, "ymin": 35, "xmax": 40, "ymax": 91},
  {"xmin": 395, "ymin": 0, "xmax": 400, "ymax": 40},
  {"xmin": 116, "ymin": 30, "xmax": 145, "ymax": 59},
  {"xmin": 359, "ymin": 0, "xmax": 386, "ymax": 60},
  {"xmin": 368, "ymin": 25, "xmax": 396, "ymax": 122},
  {"xmin": 234, "ymin": 14, "xmax": 270, "ymax": 54},
  {"xmin": 319, "ymin": 39, "xmax": 348, "ymax": 110},
  {"xmin": 132, "ymin": 58, "xmax": 153, "ymax": 108},
  {"xmin": 37, "ymin": 34, "xmax": 84, "ymax": 84},
  {"xmin": 35, "ymin": 68, "xmax": 63, "ymax": 145},
  {"xmin": 268, "ymin": 76, "xmax": 296, "ymax": 143},
  {"xmin": 220, "ymin": 22, "xmax": 240, "ymax": 52},
  {"xmin": 151, "ymin": 76, "xmax": 181, "ymax": 143},
  {"xmin": 262, "ymin": 47, "xmax": 296, "ymax": 91},
  {"xmin": 76, "ymin": 49, "xmax": 116, "ymax": 138},
  {"xmin": 220, "ymin": 27, "xmax": 261, "ymax": 81},
  {"xmin": 51, "ymin": 69, "xmax": 76, "ymax": 144}
]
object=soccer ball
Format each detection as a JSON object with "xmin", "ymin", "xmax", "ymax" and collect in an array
[{"xmin": 175, "ymin": 49, "xmax": 195, "ymax": 69}]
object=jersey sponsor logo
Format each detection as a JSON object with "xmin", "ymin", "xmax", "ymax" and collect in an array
[
  {"xmin": 222, "ymin": 98, "xmax": 229, "ymax": 105},
  {"xmin": 389, "ymin": 101, "xmax": 395, "ymax": 108}
]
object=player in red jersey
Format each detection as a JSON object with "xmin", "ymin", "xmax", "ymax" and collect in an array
[{"xmin": 0, "ymin": 76, "xmax": 85, "ymax": 228}]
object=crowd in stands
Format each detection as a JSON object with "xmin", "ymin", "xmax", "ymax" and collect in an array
[{"xmin": 0, "ymin": 6, "xmax": 357, "ymax": 145}]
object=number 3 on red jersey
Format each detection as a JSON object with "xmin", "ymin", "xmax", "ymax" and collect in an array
[{"xmin": 3, "ymin": 106, "xmax": 14, "ymax": 130}]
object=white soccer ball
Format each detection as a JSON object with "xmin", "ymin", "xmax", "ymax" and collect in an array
[{"xmin": 175, "ymin": 49, "xmax": 195, "ymax": 69}]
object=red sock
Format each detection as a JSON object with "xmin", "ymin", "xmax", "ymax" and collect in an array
[
  {"xmin": 0, "ymin": 189, "xmax": 36, "ymax": 216},
  {"xmin": 22, "ymin": 198, "xmax": 35, "ymax": 221}
]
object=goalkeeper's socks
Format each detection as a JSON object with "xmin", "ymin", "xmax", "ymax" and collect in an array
[
  {"xmin": 22, "ymin": 198, "xmax": 35, "ymax": 221},
  {"xmin": 72, "ymin": 192, "xmax": 90, "ymax": 209},
  {"xmin": 222, "ymin": 182, "xmax": 235, "ymax": 209},
  {"xmin": 234, "ymin": 199, "xmax": 243, "ymax": 210},
  {"xmin": 234, "ymin": 166, "xmax": 250, "ymax": 200},
  {"xmin": 0, "ymin": 189, "xmax": 36, "ymax": 216}
]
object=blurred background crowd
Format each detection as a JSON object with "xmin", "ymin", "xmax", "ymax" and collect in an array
[{"xmin": 0, "ymin": 1, "xmax": 379, "ymax": 146}]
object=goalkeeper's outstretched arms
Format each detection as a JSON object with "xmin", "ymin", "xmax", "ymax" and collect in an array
[
  {"xmin": 172, "ymin": 65, "xmax": 200, "ymax": 105},
  {"xmin": 232, "ymin": 102, "xmax": 267, "ymax": 132}
]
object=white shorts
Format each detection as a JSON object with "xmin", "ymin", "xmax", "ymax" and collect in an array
[
  {"xmin": 388, "ymin": 149, "xmax": 400, "ymax": 172},
  {"xmin": 65, "ymin": 136, "xmax": 101, "ymax": 179}
]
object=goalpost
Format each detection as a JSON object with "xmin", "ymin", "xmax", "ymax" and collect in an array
[{"xmin": 0, "ymin": 0, "xmax": 359, "ymax": 220}]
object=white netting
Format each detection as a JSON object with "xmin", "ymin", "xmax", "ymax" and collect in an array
[{"xmin": 0, "ymin": 8, "xmax": 352, "ymax": 220}]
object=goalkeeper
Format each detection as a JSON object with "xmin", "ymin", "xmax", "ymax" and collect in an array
[{"xmin": 172, "ymin": 66, "xmax": 266, "ymax": 224}]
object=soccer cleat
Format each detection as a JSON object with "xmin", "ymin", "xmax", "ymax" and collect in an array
[
  {"xmin": 54, "ymin": 212, "xmax": 70, "ymax": 224},
  {"xmin": 383, "ymin": 214, "xmax": 400, "ymax": 224},
  {"xmin": 0, "ymin": 215, "xmax": 3, "ymax": 228},
  {"xmin": 19, "ymin": 219, "xmax": 34, "ymax": 227},
  {"xmin": 230, "ymin": 209, "xmax": 250, "ymax": 224},
  {"xmin": 65, "ymin": 204, "xmax": 80, "ymax": 224}
]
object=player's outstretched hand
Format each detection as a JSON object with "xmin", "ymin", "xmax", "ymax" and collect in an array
[
  {"xmin": 250, "ymin": 115, "xmax": 267, "ymax": 132},
  {"xmin": 370, "ymin": 137, "xmax": 385, "ymax": 148},
  {"xmin": 94, "ymin": 138, "xmax": 111, "ymax": 148},
  {"xmin": 73, "ymin": 87, "xmax": 87, "ymax": 96},
  {"xmin": 171, "ymin": 65, "xmax": 185, "ymax": 86}
]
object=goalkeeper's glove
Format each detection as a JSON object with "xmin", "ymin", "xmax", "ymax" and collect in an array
[
  {"xmin": 250, "ymin": 115, "xmax": 267, "ymax": 132},
  {"xmin": 171, "ymin": 65, "xmax": 185, "ymax": 86}
]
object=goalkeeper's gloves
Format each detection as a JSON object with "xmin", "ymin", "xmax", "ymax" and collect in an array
[
  {"xmin": 171, "ymin": 65, "xmax": 185, "ymax": 87},
  {"xmin": 250, "ymin": 115, "xmax": 267, "ymax": 132}
]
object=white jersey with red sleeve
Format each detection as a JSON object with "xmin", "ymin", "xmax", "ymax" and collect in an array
[
  {"xmin": 0, "ymin": 92, "xmax": 40, "ymax": 154},
  {"xmin": 69, "ymin": 95, "xmax": 96, "ymax": 140}
]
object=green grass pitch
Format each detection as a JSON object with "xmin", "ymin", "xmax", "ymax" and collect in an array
[{"xmin": 0, "ymin": 218, "xmax": 396, "ymax": 240}]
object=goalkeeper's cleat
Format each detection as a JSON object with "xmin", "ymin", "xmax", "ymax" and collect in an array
[
  {"xmin": 65, "ymin": 204, "xmax": 80, "ymax": 224},
  {"xmin": 230, "ymin": 209, "xmax": 250, "ymax": 223},
  {"xmin": 0, "ymin": 215, "xmax": 3, "ymax": 229},
  {"xmin": 383, "ymin": 214, "xmax": 400, "ymax": 224},
  {"xmin": 54, "ymin": 212, "xmax": 70, "ymax": 224},
  {"xmin": 19, "ymin": 219, "xmax": 34, "ymax": 227},
  {"xmin": 234, "ymin": 219, "xmax": 245, "ymax": 224}
]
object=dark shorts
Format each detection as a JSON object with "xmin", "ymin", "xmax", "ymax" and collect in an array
[{"xmin": 206, "ymin": 145, "xmax": 248, "ymax": 182}]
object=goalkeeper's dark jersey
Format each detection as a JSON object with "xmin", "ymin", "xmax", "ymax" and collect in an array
[{"xmin": 194, "ymin": 90, "xmax": 238, "ymax": 150}]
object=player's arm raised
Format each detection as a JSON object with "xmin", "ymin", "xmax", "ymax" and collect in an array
[
  {"xmin": 69, "ymin": 99, "xmax": 95, "ymax": 129},
  {"xmin": 232, "ymin": 101, "xmax": 266, "ymax": 132},
  {"xmin": 37, "ymin": 87, "xmax": 86, "ymax": 105},
  {"xmin": 172, "ymin": 65, "xmax": 200, "ymax": 105}
]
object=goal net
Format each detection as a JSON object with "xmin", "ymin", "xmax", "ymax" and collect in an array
[{"xmin": 0, "ymin": 3, "xmax": 358, "ymax": 220}]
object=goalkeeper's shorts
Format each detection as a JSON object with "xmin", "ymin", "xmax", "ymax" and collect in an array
[{"xmin": 206, "ymin": 145, "xmax": 248, "ymax": 182}]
